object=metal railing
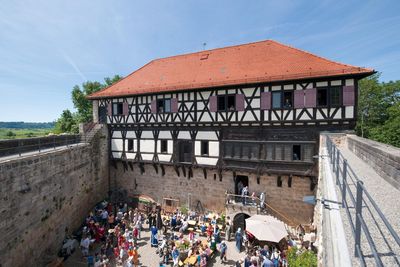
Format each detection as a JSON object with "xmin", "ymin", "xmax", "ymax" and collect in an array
[
  {"xmin": 0, "ymin": 135, "xmax": 82, "ymax": 158},
  {"xmin": 325, "ymin": 136, "xmax": 400, "ymax": 267},
  {"xmin": 225, "ymin": 193, "xmax": 297, "ymax": 227}
]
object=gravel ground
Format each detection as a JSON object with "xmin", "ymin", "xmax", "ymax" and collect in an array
[{"xmin": 332, "ymin": 140, "xmax": 400, "ymax": 266}]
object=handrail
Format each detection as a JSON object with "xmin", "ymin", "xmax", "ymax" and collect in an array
[
  {"xmin": 225, "ymin": 193, "xmax": 297, "ymax": 226},
  {"xmin": 325, "ymin": 135, "xmax": 400, "ymax": 265}
]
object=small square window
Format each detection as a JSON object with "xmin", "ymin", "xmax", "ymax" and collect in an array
[
  {"xmin": 157, "ymin": 99, "xmax": 171, "ymax": 113},
  {"xmin": 293, "ymin": 145, "xmax": 301, "ymax": 160},
  {"xmin": 113, "ymin": 103, "xmax": 123, "ymax": 115},
  {"xmin": 317, "ymin": 88, "xmax": 328, "ymax": 106},
  {"xmin": 330, "ymin": 87, "xmax": 341, "ymax": 106},
  {"xmin": 272, "ymin": 92, "xmax": 282, "ymax": 109},
  {"xmin": 201, "ymin": 141, "xmax": 209, "ymax": 156},
  {"xmin": 283, "ymin": 91, "xmax": 293, "ymax": 108},
  {"xmin": 160, "ymin": 140, "xmax": 168, "ymax": 153},
  {"xmin": 217, "ymin": 96, "xmax": 226, "ymax": 111},
  {"xmin": 164, "ymin": 99, "xmax": 171, "ymax": 112},
  {"xmin": 227, "ymin": 95, "xmax": 236, "ymax": 111},
  {"xmin": 127, "ymin": 139, "xmax": 134, "ymax": 151}
]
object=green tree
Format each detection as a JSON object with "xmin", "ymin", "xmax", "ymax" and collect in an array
[
  {"xmin": 356, "ymin": 74, "xmax": 400, "ymax": 147},
  {"xmin": 72, "ymin": 75, "xmax": 122, "ymax": 123},
  {"xmin": 54, "ymin": 109, "xmax": 79, "ymax": 134},
  {"xmin": 288, "ymin": 247, "xmax": 317, "ymax": 267},
  {"xmin": 6, "ymin": 130, "xmax": 16, "ymax": 138}
]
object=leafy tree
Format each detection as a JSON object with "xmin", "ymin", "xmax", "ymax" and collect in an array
[
  {"xmin": 72, "ymin": 75, "xmax": 122, "ymax": 123},
  {"xmin": 54, "ymin": 109, "xmax": 79, "ymax": 134},
  {"xmin": 54, "ymin": 75, "xmax": 122, "ymax": 133},
  {"xmin": 288, "ymin": 247, "xmax": 317, "ymax": 267},
  {"xmin": 6, "ymin": 130, "xmax": 16, "ymax": 138},
  {"xmin": 356, "ymin": 74, "xmax": 400, "ymax": 147}
]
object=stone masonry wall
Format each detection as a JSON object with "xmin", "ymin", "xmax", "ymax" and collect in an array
[
  {"xmin": 347, "ymin": 134, "xmax": 400, "ymax": 190},
  {"xmin": 0, "ymin": 127, "xmax": 109, "ymax": 267},
  {"xmin": 111, "ymin": 163, "xmax": 315, "ymax": 225}
]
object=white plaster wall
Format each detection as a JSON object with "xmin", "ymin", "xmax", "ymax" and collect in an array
[
  {"xmin": 141, "ymin": 131, "xmax": 153, "ymax": 139},
  {"xmin": 196, "ymin": 157, "xmax": 218, "ymax": 165},
  {"xmin": 178, "ymin": 131, "xmax": 191, "ymax": 139},
  {"xmin": 284, "ymin": 84, "xmax": 294, "ymax": 90},
  {"xmin": 112, "ymin": 152, "xmax": 122, "ymax": 158},
  {"xmin": 345, "ymin": 106, "xmax": 354, "ymax": 118},
  {"xmin": 345, "ymin": 79, "xmax": 354, "ymax": 86},
  {"xmin": 271, "ymin": 85, "xmax": 281, "ymax": 91},
  {"xmin": 316, "ymin": 81, "xmax": 328, "ymax": 87},
  {"xmin": 197, "ymin": 131, "xmax": 218, "ymax": 140},
  {"xmin": 141, "ymin": 154, "xmax": 153, "ymax": 161},
  {"xmin": 159, "ymin": 154, "xmax": 172, "ymax": 162},
  {"xmin": 111, "ymin": 139, "xmax": 124, "ymax": 151},
  {"xmin": 331, "ymin": 80, "xmax": 342, "ymax": 86},
  {"xmin": 126, "ymin": 132, "xmax": 136, "ymax": 138},
  {"xmin": 140, "ymin": 140, "xmax": 155, "ymax": 153},
  {"xmin": 113, "ymin": 131, "xmax": 122, "ymax": 138},
  {"xmin": 209, "ymin": 141, "xmax": 219, "ymax": 156},
  {"xmin": 159, "ymin": 131, "xmax": 172, "ymax": 139},
  {"xmin": 126, "ymin": 153, "xmax": 136, "ymax": 160}
]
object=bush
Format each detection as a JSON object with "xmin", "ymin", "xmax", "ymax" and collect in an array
[
  {"xmin": 287, "ymin": 247, "xmax": 317, "ymax": 267},
  {"xmin": 6, "ymin": 131, "xmax": 16, "ymax": 138}
]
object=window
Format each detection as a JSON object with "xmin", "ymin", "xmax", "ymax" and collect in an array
[
  {"xmin": 157, "ymin": 99, "xmax": 171, "ymax": 113},
  {"xmin": 217, "ymin": 95, "xmax": 236, "ymax": 111},
  {"xmin": 201, "ymin": 141, "xmax": 209, "ymax": 156},
  {"xmin": 317, "ymin": 88, "xmax": 328, "ymax": 106},
  {"xmin": 283, "ymin": 91, "xmax": 293, "ymax": 108},
  {"xmin": 288, "ymin": 175, "xmax": 292, "ymax": 188},
  {"xmin": 127, "ymin": 139, "xmax": 134, "ymax": 151},
  {"xmin": 113, "ymin": 103, "xmax": 123, "ymax": 115},
  {"xmin": 249, "ymin": 144, "xmax": 259, "ymax": 159},
  {"xmin": 330, "ymin": 86, "xmax": 341, "ymax": 106},
  {"xmin": 160, "ymin": 140, "xmax": 168, "ymax": 153},
  {"xmin": 293, "ymin": 145, "xmax": 301, "ymax": 160},
  {"xmin": 277, "ymin": 176, "xmax": 283, "ymax": 187},
  {"xmin": 179, "ymin": 141, "xmax": 193, "ymax": 163},
  {"xmin": 272, "ymin": 92, "xmax": 282, "ymax": 109},
  {"xmin": 224, "ymin": 143, "xmax": 233, "ymax": 158}
]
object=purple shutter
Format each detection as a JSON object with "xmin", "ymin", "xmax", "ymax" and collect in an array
[
  {"xmin": 209, "ymin": 95, "xmax": 217, "ymax": 112},
  {"xmin": 123, "ymin": 102, "xmax": 129, "ymax": 115},
  {"xmin": 151, "ymin": 99, "xmax": 157, "ymax": 113},
  {"xmin": 171, "ymin": 98, "xmax": 178, "ymax": 112},
  {"xmin": 304, "ymin": 88, "xmax": 317, "ymax": 108},
  {"xmin": 343, "ymin": 86, "xmax": 355, "ymax": 106},
  {"xmin": 107, "ymin": 103, "xmax": 112, "ymax": 116},
  {"xmin": 235, "ymin": 94, "xmax": 245, "ymax": 111},
  {"xmin": 260, "ymin": 92, "xmax": 271, "ymax": 110},
  {"xmin": 294, "ymin": 90, "xmax": 305, "ymax": 109}
]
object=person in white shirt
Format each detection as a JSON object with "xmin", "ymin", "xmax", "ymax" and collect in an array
[{"xmin": 80, "ymin": 236, "xmax": 90, "ymax": 257}]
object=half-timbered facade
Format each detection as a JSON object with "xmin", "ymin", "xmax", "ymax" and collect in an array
[{"xmin": 88, "ymin": 40, "xmax": 374, "ymax": 223}]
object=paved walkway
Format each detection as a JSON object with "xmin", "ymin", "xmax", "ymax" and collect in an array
[
  {"xmin": 64, "ymin": 223, "xmax": 246, "ymax": 267},
  {"xmin": 333, "ymin": 138, "xmax": 400, "ymax": 266}
]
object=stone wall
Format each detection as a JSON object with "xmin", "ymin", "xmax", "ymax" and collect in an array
[
  {"xmin": 0, "ymin": 127, "xmax": 109, "ymax": 267},
  {"xmin": 111, "ymin": 163, "xmax": 315, "ymax": 225},
  {"xmin": 347, "ymin": 135, "xmax": 400, "ymax": 190}
]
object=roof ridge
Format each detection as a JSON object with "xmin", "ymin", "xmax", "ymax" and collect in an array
[
  {"xmin": 153, "ymin": 39, "xmax": 274, "ymax": 62},
  {"xmin": 268, "ymin": 40, "xmax": 373, "ymax": 71}
]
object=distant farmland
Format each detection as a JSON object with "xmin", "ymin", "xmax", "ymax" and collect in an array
[{"xmin": 0, "ymin": 122, "xmax": 55, "ymax": 140}]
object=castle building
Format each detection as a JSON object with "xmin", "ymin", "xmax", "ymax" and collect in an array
[{"xmin": 88, "ymin": 40, "xmax": 373, "ymax": 224}]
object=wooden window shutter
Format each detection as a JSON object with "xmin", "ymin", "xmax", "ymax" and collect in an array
[
  {"xmin": 171, "ymin": 98, "xmax": 178, "ymax": 112},
  {"xmin": 304, "ymin": 88, "xmax": 317, "ymax": 108},
  {"xmin": 150, "ymin": 99, "xmax": 157, "ymax": 113},
  {"xmin": 260, "ymin": 92, "xmax": 271, "ymax": 110},
  {"xmin": 235, "ymin": 94, "xmax": 245, "ymax": 111},
  {"xmin": 343, "ymin": 86, "xmax": 355, "ymax": 106},
  {"xmin": 123, "ymin": 102, "xmax": 129, "ymax": 115},
  {"xmin": 107, "ymin": 103, "xmax": 112, "ymax": 116},
  {"xmin": 209, "ymin": 95, "xmax": 217, "ymax": 112},
  {"xmin": 294, "ymin": 90, "xmax": 305, "ymax": 108}
]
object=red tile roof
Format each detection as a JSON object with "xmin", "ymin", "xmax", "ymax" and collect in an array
[{"xmin": 88, "ymin": 40, "xmax": 374, "ymax": 99}]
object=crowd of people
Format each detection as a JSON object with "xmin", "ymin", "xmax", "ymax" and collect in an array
[{"xmin": 59, "ymin": 199, "xmax": 305, "ymax": 267}]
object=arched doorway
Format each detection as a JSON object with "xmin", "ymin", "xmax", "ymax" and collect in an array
[
  {"xmin": 233, "ymin": 213, "xmax": 250, "ymax": 232},
  {"xmin": 235, "ymin": 175, "xmax": 249, "ymax": 195}
]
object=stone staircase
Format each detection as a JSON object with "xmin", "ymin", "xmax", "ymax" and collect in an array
[{"xmin": 79, "ymin": 122, "xmax": 104, "ymax": 143}]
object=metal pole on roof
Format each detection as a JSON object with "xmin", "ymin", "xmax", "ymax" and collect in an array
[{"xmin": 203, "ymin": 43, "xmax": 207, "ymax": 50}]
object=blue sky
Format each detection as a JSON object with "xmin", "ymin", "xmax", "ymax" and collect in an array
[{"xmin": 0, "ymin": 0, "xmax": 399, "ymax": 122}]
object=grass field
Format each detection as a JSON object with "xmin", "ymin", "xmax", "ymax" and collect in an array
[{"xmin": 0, "ymin": 128, "xmax": 54, "ymax": 140}]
